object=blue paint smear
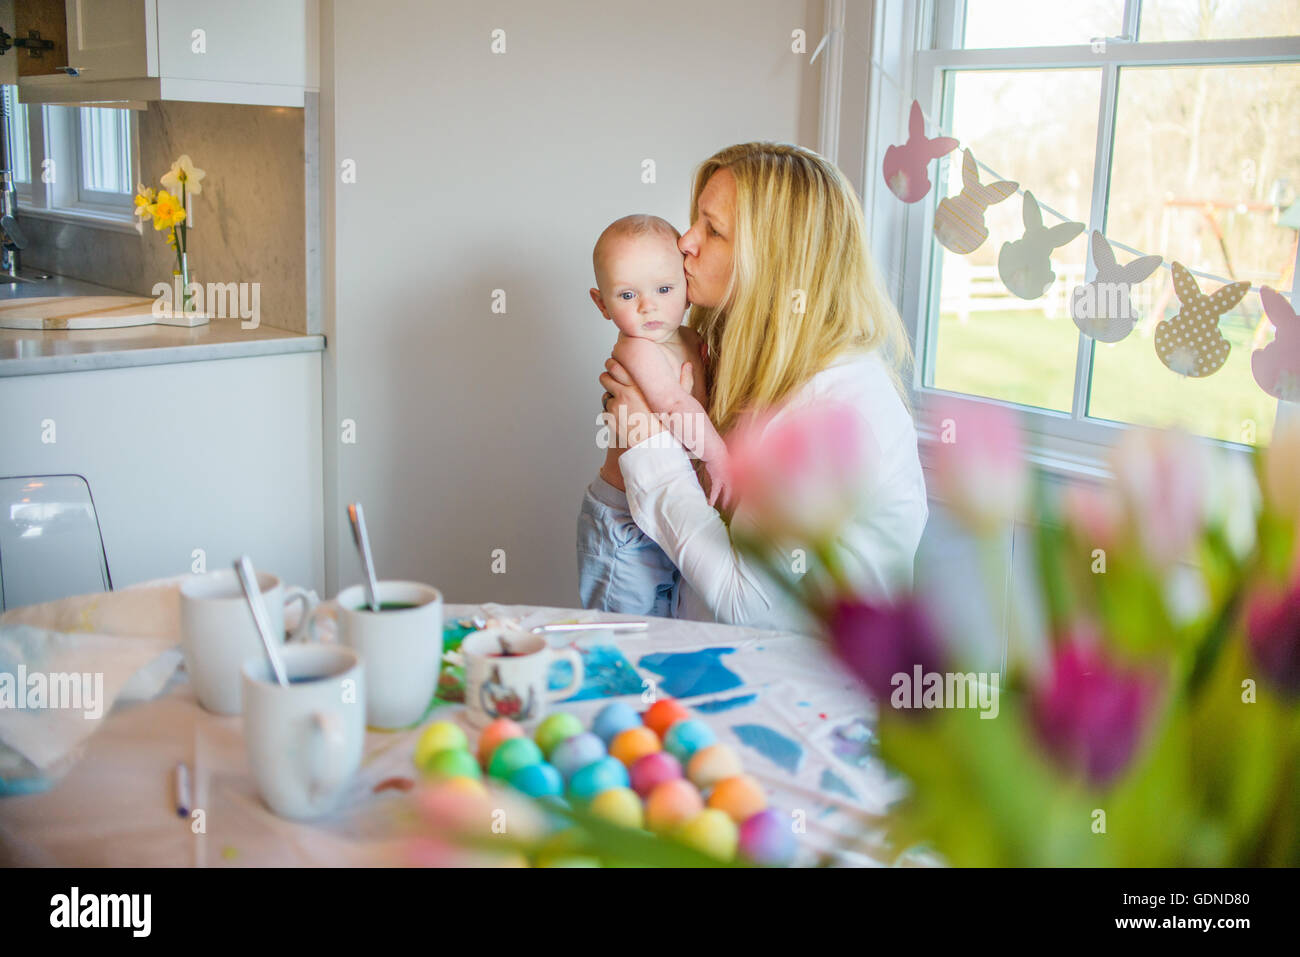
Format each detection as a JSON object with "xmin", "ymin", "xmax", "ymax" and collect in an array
[
  {"xmin": 548, "ymin": 644, "xmax": 645, "ymax": 701},
  {"xmin": 638, "ymin": 647, "xmax": 742, "ymax": 698},
  {"xmin": 694, "ymin": 692, "xmax": 757, "ymax": 713},
  {"xmin": 819, "ymin": 769, "xmax": 857, "ymax": 800},
  {"xmin": 796, "ymin": 701, "xmax": 810, "ymax": 707},
  {"xmin": 732, "ymin": 723, "xmax": 803, "ymax": 774}
]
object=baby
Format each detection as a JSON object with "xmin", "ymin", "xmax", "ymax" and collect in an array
[
  {"xmin": 575, "ymin": 214, "xmax": 731, "ymax": 617},
  {"xmin": 588, "ymin": 214, "xmax": 731, "ymax": 507}
]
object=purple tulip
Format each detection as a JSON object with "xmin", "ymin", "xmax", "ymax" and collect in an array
[
  {"xmin": 827, "ymin": 597, "xmax": 947, "ymax": 711},
  {"xmin": 1245, "ymin": 580, "xmax": 1300, "ymax": 697},
  {"xmin": 1030, "ymin": 638, "xmax": 1156, "ymax": 787}
]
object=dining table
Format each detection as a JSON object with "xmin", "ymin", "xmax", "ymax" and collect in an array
[{"xmin": 0, "ymin": 575, "xmax": 914, "ymax": 867}]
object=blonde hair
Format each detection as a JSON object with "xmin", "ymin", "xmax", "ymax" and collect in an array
[
  {"xmin": 688, "ymin": 142, "xmax": 913, "ymax": 436},
  {"xmin": 592, "ymin": 214, "xmax": 681, "ymax": 290}
]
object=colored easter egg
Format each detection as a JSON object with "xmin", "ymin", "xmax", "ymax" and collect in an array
[
  {"xmin": 438, "ymin": 775, "xmax": 487, "ymax": 798},
  {"xmin": 488, "ymin": 737, "xmax": 544, "ymax": 780},
  {"xmin": 739, "ymin": 808, "xmax": 795, "ymax": 866},
  {"xmin": 588, "ymin": 786, "xmax": 645, "ymax": 829},
  {"xmin": 687, "ymin": 743, "xmax": 744, "ymax": 790},
  {"xmin": 643, "ymin": 698, "xmax": 691, "ymax": 739},
  {"xmin": 550, "ymin": 732, "xmax": 607, "ymax": 781},
  {"xmin": 568, "ymin": 756, "xmax": 630, "ymax": 803},
  {"xmin": 707, "ymin": 774, "xmax": 767, "ymax": 823},
  {"xmin": 663, "ymin": 719, "xmax": 716, "ymax": 764},
  {"xmin": 414, "ymin": 720, "xmax": 469, "ymax": 768},
  {"xmin": 420, "ymin": 747, "xmax": 483, "ymax": 781},
  {"xmin": 591, "ymin": 701, "xmax": 642, "ymax": 744},
  {"xmin": 478, "ymin": 717, "xmax": 525, "ymax": 767},
  {"xmin": 534, "ymin": 712, "xmax": 585, "ymax": 758},
  {"xmin": 610, "ymin": 726, "xmax": 661, "ymax": 767},
  {"xmin": 509, "ymin": 761, "xmax": 564, "ymax": 799},
  {"xmin": 629, "ymin": 751, "xmax": 683, "ymax": 798},
  {"xmin": 676, "ymin": 809, "xmax": 739, "ymax": 861},
  {"xmin": 645, "ymin": 779, "xmax": 704, "ymax": 834}
]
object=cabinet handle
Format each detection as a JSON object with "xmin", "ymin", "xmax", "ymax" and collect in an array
[{"xmin": 54, "ymin": 66, "xmax": 85, "ymax": 76}]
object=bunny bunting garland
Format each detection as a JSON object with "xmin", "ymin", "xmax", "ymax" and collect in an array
[
  {"xmin": 997, "ymin": 192, "xmax": 1085, "ymax": 300},
  {"xmin": 1070, "ymin": 231, "xmax": 1163, "ymax": 343},
  {"xmin": 1154, "ymin": 263, "xmax": 1251, "ymax": 378},
  {"xmin": 933, "ymin": 149, "xmax": 1018, "ymax": 254},
  {"xmin": 1251, "ymin": 286, "xmax": 1300, "ymax": 401},
  {"xmin": 883, "ymin": 101, "xmax": 959, "ymax": 204}
]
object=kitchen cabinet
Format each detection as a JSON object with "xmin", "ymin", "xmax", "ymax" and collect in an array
[{"xmin": 16, "ymin": 0, "xmax": 315, "ymax": 107}]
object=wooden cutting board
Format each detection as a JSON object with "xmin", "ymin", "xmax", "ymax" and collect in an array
[{"xmin": 0, "ymin": 296, "xmax": 209, "ymax": 330}]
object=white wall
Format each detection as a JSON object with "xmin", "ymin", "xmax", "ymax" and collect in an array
[{"xmin": 319, "ymin": 0, "xmax": 824, "ymax": 604}]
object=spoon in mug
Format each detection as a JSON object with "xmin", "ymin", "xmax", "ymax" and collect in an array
[
  {"xmin": 347, "ymin": 502, "xmax": 381, "ymax": 612},
  {"xmin": 234, "ymin": 555, "xmax": 290, "ymax": 688}
]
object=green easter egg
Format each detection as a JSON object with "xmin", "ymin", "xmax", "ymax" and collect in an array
[
  {"xmin": 415, "ymin": 721, "xmax": 469, "ymax": 768},
  {"xmin": 534, "ymin": 712, "xmax": 585, "ymax": 758},
  {"xmin": 488, "ymin": 737, "xmax": 544, "ymax": 780},
  {"xmin": 421, "ymin": 747, "xmax": 482, "ymax": 781}
]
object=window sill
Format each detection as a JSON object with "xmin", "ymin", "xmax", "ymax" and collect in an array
[{"xmin": 15, "ymin": 206, "xmax": 142, "ymax": 236}]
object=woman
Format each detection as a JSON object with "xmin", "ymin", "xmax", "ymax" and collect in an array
[{"xmin": 593, "ymin": 141, "xmax": 928, "ymax": 632}]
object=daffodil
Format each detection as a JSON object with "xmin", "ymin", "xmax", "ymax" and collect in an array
[
  {"xmin": 133, "ymin": 183, "xmax": 156, "ymax": 219},
  {"xmin": 160, "ymin": 154, "xmax": 205, "ymax": 197},
  {"xmin": 150, "ymin": 189, "xmax": 186, "ymax": 231}
]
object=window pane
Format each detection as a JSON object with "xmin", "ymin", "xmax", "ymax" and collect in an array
[
  {"xmin": 1139, "ymin": 0, "xmax": 1300, "ymax": 42},
  {"xmin": 1086, "ymin": 64, "xmax": 1300, "ymax": 445},
  {"xmin": 78, "ymin": 106, "xmax": 131, "ymax": 195},
  {"xmin": 962, "ymin": 0, "xmax": 1124, "ymax": 48},
  {"xmin": 929, "ymin": 69, "xmax": 1102, "ymax": 412},
  {"xmin": 3, "ymin": 86, "xmax": 29, "ymax": 185}
]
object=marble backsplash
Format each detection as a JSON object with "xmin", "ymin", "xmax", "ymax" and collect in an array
[{"xmin": 17, "ymin": 99, "xmax": 310, "ymax": 334}]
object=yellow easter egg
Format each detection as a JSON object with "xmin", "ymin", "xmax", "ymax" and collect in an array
[
  {"xmin": 687, "ymin": 743, "xmax": 744, "ymax": 790},
  {"xmin": 415, "ymin": 720, "xmax": 469, "ymax": 768},
  {"xmin": 589, "ymin": 786, "xmax": 645, "ymax": 830},
  {"xmin": 439, "ymin": 775, "xmax": 487, "ymax": 798},
  {"xmin": 707, "ymin": 774, "xmax": 767, "ymax": 823},
  {"xmin": 645, "ymin": 779, "xmax": 704, "ymax": 834},
  {"xmin": 610, "ymin": 726, "xmax": 661, "ymax": 768},
  {"xmin": 676, "ymin": 808, "xmax": 739, "ymax": 861}
]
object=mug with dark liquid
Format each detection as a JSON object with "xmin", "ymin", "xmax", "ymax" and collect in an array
[{"xmin": 301, "ymin": 581, "xmax": 443, "ymax": 729}]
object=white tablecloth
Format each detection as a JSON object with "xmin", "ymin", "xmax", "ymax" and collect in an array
[{"xmin": 0, "ymin": 583, "xmax": 905, "ymax": 867}]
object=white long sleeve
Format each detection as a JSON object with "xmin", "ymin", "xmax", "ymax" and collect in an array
[{"xmin": 619, "ymin": 350, "xmax": 929, "ymax": 634}]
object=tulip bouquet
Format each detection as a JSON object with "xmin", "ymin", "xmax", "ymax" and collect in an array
[{"xmin": 726, "ymin": 394, "xmax": 1300, "ymax": 867}]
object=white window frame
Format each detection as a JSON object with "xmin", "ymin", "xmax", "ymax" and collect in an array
[
  {"xmin": 847, "ymin": 0, "xmax": 1300, "ymax": 479},
  {"xmin": 11, "ymin": 97, "xmax": 142, "ymax": 235}
]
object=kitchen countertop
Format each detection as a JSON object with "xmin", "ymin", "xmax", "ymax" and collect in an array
[{"xmin": 0, "ymin": 269, "xmax": 323, "ymax": 377}]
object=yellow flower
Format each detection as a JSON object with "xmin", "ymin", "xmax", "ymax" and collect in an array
[
  {"xmin": 133, "ymin": 183, "xmax": 156, "ymax": 219},
  {"xmin": 160, "ymin": 154, "xmax": 205, "ymax": 197},
  {"xmin": 150, "ymin": 189, "xmax": 186, "ymax": 231}
]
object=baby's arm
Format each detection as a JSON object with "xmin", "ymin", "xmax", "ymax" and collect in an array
[{"xmin": 611, "ymin": 337, "xmax": 732, "ymax": 507}]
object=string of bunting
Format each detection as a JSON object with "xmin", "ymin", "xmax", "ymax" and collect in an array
[{"xmin": 811, "ymin": 26, "xmax": 1299, "ymax": 399}]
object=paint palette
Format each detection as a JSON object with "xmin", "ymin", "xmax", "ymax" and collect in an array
[{"xmin": 412, "ymin": 697, "xmax": 796, "ymax": 866}]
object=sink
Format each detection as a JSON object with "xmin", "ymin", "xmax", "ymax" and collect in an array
[{"xmin": 1, "ymin": 272, "xmax": 52, "ymax": 285}]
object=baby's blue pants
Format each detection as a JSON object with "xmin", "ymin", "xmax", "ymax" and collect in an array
[{"xmin": 576, "ymin": 474, "xmax": 679, "ymax": 618}]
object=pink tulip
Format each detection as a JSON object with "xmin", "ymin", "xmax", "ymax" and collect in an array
[
  {"xmin": 1061, "ymin": 481, "xmax": 1125, "ymax": 552},
  {"xmin": 1108, "ymin": 426, "xmax": 1211, "ymax": 569},
  {"xmin": 827, "ymin": 596, "xmax": 947, "ymax": 710},
  {"xmin": 925, "ymin": 395, "xmax": 1027, "ymax": 534},
  {"xmin": 1030, "ymin": 635, "xmax": 1157, "ymax": 787},
  {"xmin": 1244, "ymin": 578, "xmax": 1300, "ymax": 696},
  {"xmin": 725, "ymin": 400, "xmax": 874, "ymax": 542}
]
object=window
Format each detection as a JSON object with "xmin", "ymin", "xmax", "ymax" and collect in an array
[
  {"xmin": 907, "ymin": 0, "xmax": 1300, "ymax": 456},
  {"xmin": 3, "ymin": 88, "xmax": 139, "ymax": 230}
]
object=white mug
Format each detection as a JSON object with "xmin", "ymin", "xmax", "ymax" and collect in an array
[
  {"xmin": 241, "ymin": 643, "xmax": 365, "ymax": 820},
  {"xmin": 302, "ymin": 581, "xmax": 443, "ymax": 729},
  {"xmin": 179, "ymin": 569, "xmax": 318, "ymax": 715},
  {"xmin": 461, "ymin": 628, "xmax": 584, "ymax": 728}
]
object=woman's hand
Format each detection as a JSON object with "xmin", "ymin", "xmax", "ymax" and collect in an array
[{"xmin": 599, "ymin": 357, "xmax": 695, "ymax": 449}]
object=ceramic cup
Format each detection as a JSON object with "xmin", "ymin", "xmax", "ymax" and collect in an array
[
  {"xmin": 180, "ymin": 568, "xmax": 318, "ymax": 715},
  {"xmin": 461, "ymin": 628, "xmax": 584, "ymax": 728},
  {"xmin": 302, "ymin": 581, "xmax": 443, "ymax": 729},
  {"xmin": 241, "ymin": 643, "xmax": 365, "ymax": 820}
]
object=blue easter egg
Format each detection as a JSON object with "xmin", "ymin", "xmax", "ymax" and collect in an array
[
  {"xmin": 663, "ymin": 719, "xmax": 716, "ymax": 764},
  {"xmin": 591, "ymin": 701, "xmax": 641, "ymax": 745},
  {"xmin": 550, "ymin": 732, "xmax": 607, "ymax": 781},
  {"xmin": 509, "ymin": 761, "xmax": 564, "ymax": 799},
  {"xmin": 567, "ymin": 756, "xmax": 631, "ymax": 803}
]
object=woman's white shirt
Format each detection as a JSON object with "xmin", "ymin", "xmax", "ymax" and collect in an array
[{"xmin": 618, "ymin": 349, "xmax": 929, "ymax": 634}]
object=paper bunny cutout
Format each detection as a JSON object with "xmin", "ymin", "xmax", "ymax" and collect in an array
[
  {"xmin": 933, "ymin": 149, "xmax": 1018, "ymax": 254},
  {"xmin": 997, "ymin": 192, "xmax": 1085, "ymax": 300},
  {"xmin": 882, "ymin": 101, "xmax": 959, "ymax": 204},
  {"xmin": 1154, "ymin": 263, "xmax": 1250, "ymax": 378},
  {"xmin": 1251, "ymin": 286, "xmax": 1300, "ymax": 400},
  {"xmin": 1069, "ymin": 231, "xmax": 1163, "ymax": 342}
]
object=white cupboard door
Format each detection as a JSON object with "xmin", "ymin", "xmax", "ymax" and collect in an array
[
  {"xmin": 156, "ymin": 0, "xmax": 305, "ymax": 88},
  {"xmin": 64, "ymin": 0, "xmax": 156, "ymax": 80}
]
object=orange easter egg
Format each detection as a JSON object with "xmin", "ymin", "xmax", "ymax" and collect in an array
[
  {"xmin": 610, "ymin": 726, "xmax": 661, "ymax": 767},
  {"xmin": 645, "ymin": 779, "xmax": 705, "ymax": 834},
  {"xmin": 477, "ymin": 718, "xmax": 525, "ymax": 767},
  {"xmin": 687, "ymin": 744, "xmax": 744, "ymax": 790},
  {"xmin": 707, "ymin": 774, "xmax": 768, "ymax": 823},
  {"xmin": 643, "ymin": 698, "xmax": 691, "ymax": 739}
]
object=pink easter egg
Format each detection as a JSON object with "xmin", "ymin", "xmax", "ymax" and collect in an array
[{"xmin": 629, "ymin": 751, "xmax": 683, "ymax": 798}]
